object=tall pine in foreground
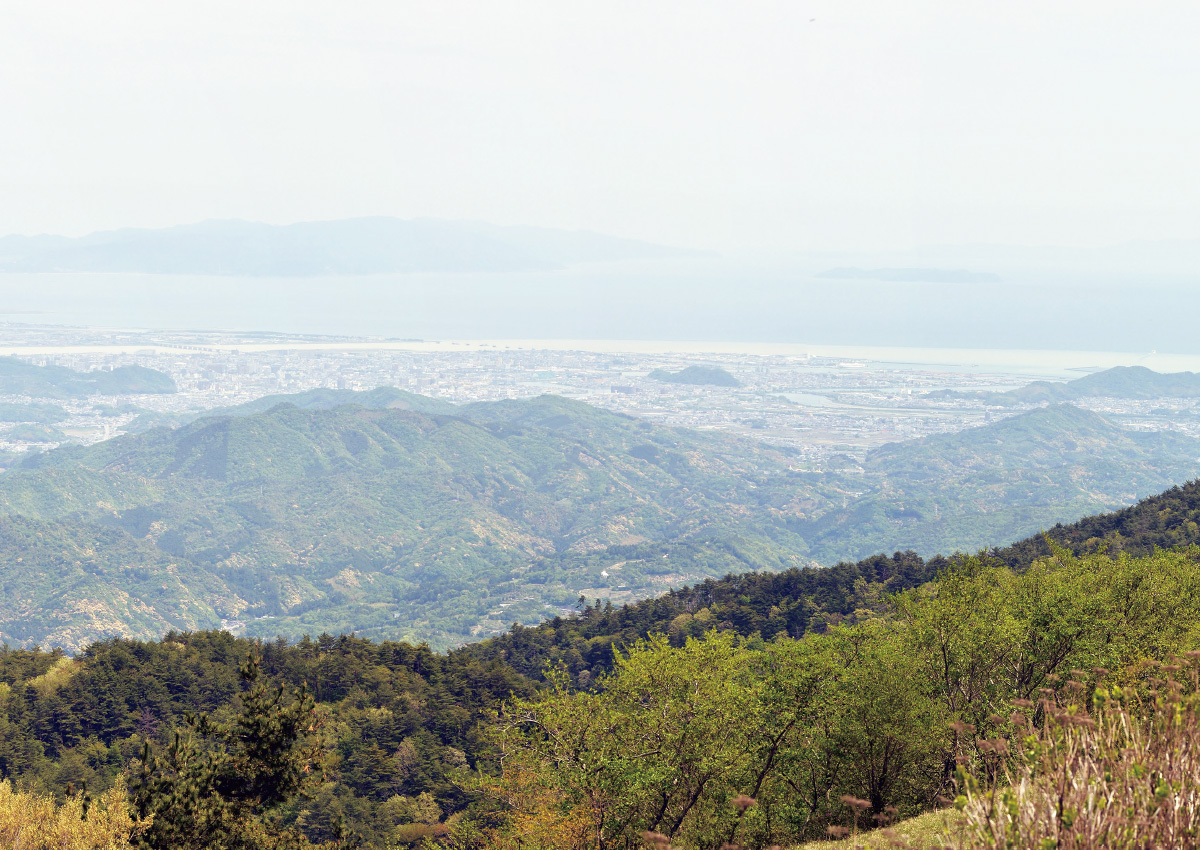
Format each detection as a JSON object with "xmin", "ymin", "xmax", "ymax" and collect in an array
[{"xmin": 130, "ymin": 653, "xmax": 350, "ymax": 850}]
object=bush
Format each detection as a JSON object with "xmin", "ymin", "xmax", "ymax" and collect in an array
[{"xmin": 0, "ymin": 779, "xmax": 145, "ymax": 849}]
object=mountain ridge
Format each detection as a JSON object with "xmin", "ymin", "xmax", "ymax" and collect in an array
[{"xmin": 928, "ymin": 364, "xmax": 1200, "ymax": 405}]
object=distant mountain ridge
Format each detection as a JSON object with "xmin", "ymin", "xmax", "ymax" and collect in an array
[
  {"xmin": 812, "ymin": 402, "xmax": 1200, "ymax": 558},
  {"xmin": 928, "ymin": 365, "xmax": 1200, "ymax": 406},
  {"xmin": 815, "ymin": 266, "xmax": 1001, "ymax": 283},
  {"xmin": 0, "ymin": 217, "xmax": 702, "ymax": 276}
]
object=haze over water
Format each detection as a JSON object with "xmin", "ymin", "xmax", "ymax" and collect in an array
[{"xmin": 0, "ymin": 255, "xmax": 1196, "ymax": 358}]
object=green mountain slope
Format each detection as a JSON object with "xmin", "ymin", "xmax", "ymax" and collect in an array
[
  {"xmin": 0, "ymin": 515, "xmax": 229, "ymax": 649},
  {"xmin": 5, "ymin": 485, "xmax": 1200, "ymax": 849},
  {"xmin": 461, "ymin": 476, "xmax": 1200, "ymax": 685},
  {"xmin": 1, "ymin": 395, "xmax": 1198, "ymax": 651},
  {"xmin": 0, "ymin": 397, "xmax": 845, "ymax": 650}
]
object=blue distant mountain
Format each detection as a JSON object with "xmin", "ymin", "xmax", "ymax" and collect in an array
[
  {"xmin": 815, "ymin": 266, "xmax": 1001, "ymax": 283},
  {"xmin": 0, "ymin": 218, "xmax": 703, "ymax": 276}
]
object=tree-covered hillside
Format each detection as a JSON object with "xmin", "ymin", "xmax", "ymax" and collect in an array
[
  {"xmin": 457, "ymin": 476, "xmax": 1200, "ymax": 684},
  {"xmin": 0, "ymin": 397, "xmax": 844, "ymax": 650},
  {"xmin": 3, "ymin": 504, "xmax": 1199, "ymax": 847},
  {"xmin": 1, "ymin": 394, "xmax": 1198, "ymax": 651},
  {"xmin": 647, "ymin": 365, "xmax": 742, "ymax": 387}
]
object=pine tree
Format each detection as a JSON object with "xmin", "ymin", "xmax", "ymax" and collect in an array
[{"xmin": 130, "ymin": 653, "xmax": 345, "ymax": 850}]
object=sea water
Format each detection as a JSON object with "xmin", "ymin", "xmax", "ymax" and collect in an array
[{"xmin": 0, "ymin": 255, "xmax": 1195, "ymax": 373}]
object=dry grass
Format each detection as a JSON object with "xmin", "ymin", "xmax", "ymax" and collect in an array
[
  {"xmin": 958, "ymin": 657, "xmax": 1200, "ymax": 849},
  {"xmin": 793, "ymin": 808, "xmax": 965, "ymax": 849}
]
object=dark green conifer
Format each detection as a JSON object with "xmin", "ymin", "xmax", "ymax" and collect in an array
[{"xmin": 130, "ymin": 653, "xmax": 343, "ymax": 850}]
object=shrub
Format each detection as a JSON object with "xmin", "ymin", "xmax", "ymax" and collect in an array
[{"xmin": 0, "ymin": 779, "xmax": 145, "ymax": 849}]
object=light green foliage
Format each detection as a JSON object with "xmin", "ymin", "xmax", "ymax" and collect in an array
[
  {"xmin": 489, "ymin": 548, "xmax": 1200, "ymax": 848},
  {"xmin": 498, "ymin": 632, "xmax": 768, "ymax": 848},
  {"xmin": 819, "ymin": 622, "xmax": 947, "ymax": 815},
  {"xmin": 0, "ymin": 779, "xmax": 146, "ymax": 849}
]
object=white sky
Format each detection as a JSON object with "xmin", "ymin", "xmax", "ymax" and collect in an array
[{"xmin": 3, "ymin": 1, "xmax": 1199, "ymax": 251}]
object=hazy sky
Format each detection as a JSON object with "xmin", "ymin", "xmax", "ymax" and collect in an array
[{"xmin": 3, "ymin": 1, "xmax": 1199, "ymax": 251}]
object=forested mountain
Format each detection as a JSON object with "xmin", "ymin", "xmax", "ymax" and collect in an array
[
  {"xmin": 806, "ymin": 402, "xmax": 1200, "ymax": 558},
  {"xmin": 198, "ymin": 386, "xmax": 459, "ymax": 420},
  {"xmin": 0, "ymin": 217, "xmax": 698, "ymax": 275},
  {"xmin": 0, "ymin": 396, "xmax": 837, "ymax": 650},
  {"xmin": 459, "ymin": 476, "xmax": 1200, "ymax": 683},
  {"xmin": 1, "ymin": 393, "xmax": 1198, "ymax": 651}
]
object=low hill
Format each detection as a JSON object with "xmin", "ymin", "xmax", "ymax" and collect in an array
[
  {"xmin": 648, "ymin": 365, "xmax": 741, "ymax": 387},
  {"xmin": 0, "ymin": 357, "xmax": 176, "ymax": 398},
  {"xmin": 0, "ymin": 402, "xmax": 69, "ymax": 424},
  {"xmin": 0, "ymin": 217, "xmax": 699, "ymax": 275},
  {"xmin": 1069, "ymin": 365, "xmax": 1200, "ymax": 398}
]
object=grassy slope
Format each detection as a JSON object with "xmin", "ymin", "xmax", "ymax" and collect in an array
[{"xmin": 794, "ymin": 809, "xmax": 964, "ymax": 849}]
